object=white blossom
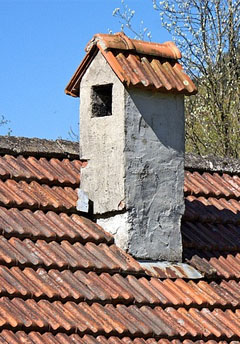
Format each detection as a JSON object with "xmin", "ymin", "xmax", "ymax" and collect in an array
[{"xmin": 112, "ymin": 0, "xmax": 240, "ymax": 157}]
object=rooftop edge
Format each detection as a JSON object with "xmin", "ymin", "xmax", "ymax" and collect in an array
[
  {"xmin": 185, "ymin": 153, "xmax": 240, "ymax": 175},
  {"xmin": 0, "ymin": 136, "xmax": 79, "ymax": 160}
]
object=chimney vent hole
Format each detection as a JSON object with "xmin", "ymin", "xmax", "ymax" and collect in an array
[{"xmin": 91, "ymin": 84, "xmax": 113, "ymax": 117}]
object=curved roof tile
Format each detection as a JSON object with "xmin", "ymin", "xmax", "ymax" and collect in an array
[
  {"xmin": 0, "ymin": 136, "xmax": 239, "ymax": 343},
  {"xmin": 65, "ymin": 32, "xmax": 197, "ymax": 97}
]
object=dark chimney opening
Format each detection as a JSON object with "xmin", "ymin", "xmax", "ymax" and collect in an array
[{"xmin": 91, "ymin": 84, "xmax": 112, "ymax": 117}]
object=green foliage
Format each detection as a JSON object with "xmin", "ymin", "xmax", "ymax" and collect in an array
[{"xmin": 185, "ymin": 77, "xmax": 240, "ymax": 157}]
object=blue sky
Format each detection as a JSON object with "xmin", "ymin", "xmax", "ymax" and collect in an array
[{"xmin": 0, "ymin": 0, "xmax": 171, "ymax": 140}]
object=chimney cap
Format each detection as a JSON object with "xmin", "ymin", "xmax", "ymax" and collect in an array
[
  {"xmin": 65, "ymin": 32, "xmax": 197, "ymax": 97},
  {"xmin": 86, "ymin": 32, "xmax": 182, "ymax": 59}
]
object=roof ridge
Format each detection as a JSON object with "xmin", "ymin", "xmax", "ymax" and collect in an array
[
  {"xmin": 0, "ymin": 136, "xmax": 79, "ymax": 159},
  {"xmin": 86, "ymin": 32, "xmax": 182, "ymax": 60},
  {"xmin": 185, "ymin": 153, "xmax": 240, "ymax": 175}
]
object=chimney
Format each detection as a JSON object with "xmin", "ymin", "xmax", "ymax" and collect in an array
[{"xmin": 65, "ymin": 32, "xmax": 197, "ymax": 262}]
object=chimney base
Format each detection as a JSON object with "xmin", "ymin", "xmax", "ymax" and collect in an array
[{"xmin": 97, "ymin": 210, "xmax": 183, "ymax": 262}]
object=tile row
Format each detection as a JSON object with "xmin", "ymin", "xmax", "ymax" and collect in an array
[
  {"xmin": 182, "ymin": 221, "xmax": 240, "ymax": 251},
  {"xmin": 0, "ymin": 330, "xmax": 238, "ymax": 344},
  {"xmin": 0, "ymin": 265, "xmax": 240, "ymax": 307},
  {"xmin": 186, "ymin": 251, "xmax": 240, "ymax": 279},
  {"xmin": 115, "ymin": 52, "xmax": 193, "ymax": 94},
  {"xmin": 0, "ymin": 155, "xmax": 81, "ymax": 186},
  {"xmin": 0, "ymin": 297, "xmax": 239, "ymax": 337},
  {"xmin": 1, "ymin": 330, "xmax": 240, "ymax": 344},
  {"xmin": 3, "ymin": 166, "xmax": 239, "ymax": 223},
  {"xmin": 184, "ymin": 196, "xmax": 240, "ymax": 224},
  {"xmin": 0, "ymin": 235, "xmax": 141, "ymax": 273},
  {"xmin": 0, "ymin": 206, "xmax": 112, "ymax": 243},
  {"xmin": 3, "ymin": 156, "xmax": 239, "ymax": 199},
  {"xmin": 0, "ymin": 180, "xmax": 77, "ymax": 211},
  {"xmin": 184, "ymin": 171, "xmax": 240, "ymax": 198},
  {"xmin": 1, "ymin": 181, "xmax": 239, "ymax": 223}
]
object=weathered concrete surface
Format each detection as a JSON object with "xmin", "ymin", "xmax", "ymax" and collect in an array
[
  {"xmin": 97, "ymin": 212, "xmax": 130, "ymax": 251},
  {"xmin": 123, "ymin": 89, "xmax": 185, "ymax": 261},
  {"xmin": 79, "ymin": 52, "xmax": 125, "ymax": 214},
  {"xmin": 79, "ymin": 52, "xmax": 185, "ymax": 262}
]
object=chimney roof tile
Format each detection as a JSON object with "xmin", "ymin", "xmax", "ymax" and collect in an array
[{"xmin": 65, "ymin": 32, "xmax": 197, "ymax": 97}]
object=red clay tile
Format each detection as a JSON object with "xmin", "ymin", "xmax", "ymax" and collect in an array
[{"xmin": 65, "ymin": 32, "xmax": 197, "ymax": 97}]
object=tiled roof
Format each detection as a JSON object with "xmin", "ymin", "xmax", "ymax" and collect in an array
[
  {"xmin": 0, "ymin": 154, "xmax": 82, "ymax": 186},
  {"xmin": 65, "ymin": 32, "xmax": 197, "ymax": 97},
  {"xmin": 0, "ymin": 135, "xmax": 240, "ymax": 343},
  {"xmin": 182, "ymin": 159, "xmax": 240, "ymax": 284}
]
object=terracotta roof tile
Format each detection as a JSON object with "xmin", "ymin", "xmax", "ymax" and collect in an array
[
  {"xmin": 0, "ymin": 155, "xmax": 81, "ymax": 186},
  {"xmin": 184, "ymin": 196, "xmax": 240, "ymax": 224},
  {"xmin": 88, "ymin": 32, "xmax": 182, "ymax": 59},
  {"xmin": 184, "ymin": 171, "xmax": 240, "ymax": 199},
  {"xmin": 0, "ymin": 235, "xmax": 143, "ymax": 274},
  {"xmin": 1, "ymin": 298, "xmax": 240, "ymax": 338},
  {"xmin": 185, "ymin": 251, "xmax": 240, "ymax": 280},
  {"xmin": 0, "ymin": 180, "xmax": 78, "ymax": 212},
  {"xmin": 0, "ymin": 137, "xmax": 240, "ymax": 342},
  {"xmin": 0, "ymin": 265, "xmax": 234, "ymax": 308},
  {"xmin": 182, "ymin": 221, "xmax": 240, "ymax": 251},
  {"xmin": 65, "ymin": 32, "xmax": 197, "ymax": 97},
  {"xmin": 0, "ymin": 207, "xmax": 112, "ymax": 243},
  {"xmin": 0, "ymin": 331, "xmax": 238, "ymax": 343}
]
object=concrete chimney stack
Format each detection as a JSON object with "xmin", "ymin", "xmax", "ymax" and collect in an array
[{"xmin": 65, "ymin": 32, "xmax": 197, "ymax": 262}]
